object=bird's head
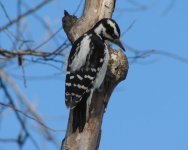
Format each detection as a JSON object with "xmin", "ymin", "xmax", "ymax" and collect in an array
[{"xmin": 93, "ymin": 18, "xmax": 125, "ymax": 51}]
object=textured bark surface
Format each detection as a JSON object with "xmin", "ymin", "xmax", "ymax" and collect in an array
[
  {"xmin": 61, "ymin": 0, "xmax": 128, "ymax": 150},
  {"xmin": 63, "ymin": 0, "xmax": 115, "ymax": 43}
]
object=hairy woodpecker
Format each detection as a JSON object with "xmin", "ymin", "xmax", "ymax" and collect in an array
[{"xmin": 65, "ymin": 18, "xmax": 125, "ymax": 132}]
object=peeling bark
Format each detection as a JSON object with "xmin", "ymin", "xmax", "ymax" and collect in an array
[{"xmin": 61, "ymin": 0, "xmax": 128, "ymax": 149}]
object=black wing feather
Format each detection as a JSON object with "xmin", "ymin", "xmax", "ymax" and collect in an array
[{"xmin": 65, "ymin": 33, "xmax": 106, "ymax": 132}]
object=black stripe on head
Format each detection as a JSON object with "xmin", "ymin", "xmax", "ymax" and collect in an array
[
  {"xmin": 102, "ymin": 18, "xmax": 120, "ymax": 40},
  {"xmin": 113, "ymin": 20, "xmax": 120, "ymax": 36}
]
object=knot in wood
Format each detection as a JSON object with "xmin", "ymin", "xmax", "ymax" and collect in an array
[{"xmin": 108, "ymin": 48, "xmax": 129, "ymax": 82}]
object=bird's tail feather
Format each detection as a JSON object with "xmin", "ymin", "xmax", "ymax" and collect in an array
[{"xmin": 72, "ymin": 92, "xmax": 90, "ymax": 132}]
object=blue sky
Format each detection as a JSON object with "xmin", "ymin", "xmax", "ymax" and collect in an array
[{"xmin": 0, "ymin": 0, "xmax": 188, "ymax": 150}]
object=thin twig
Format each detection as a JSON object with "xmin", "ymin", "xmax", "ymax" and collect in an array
[
  {"xmin": 161, "ymin": 0, "xmax": 176, "ymax": 15},
  {"xmin": 0, "ymin": 0, "xmax": 53, "ymax": 32},
  {"xmin": 0, "ymin": 1, "xmax": 12, "ymax": 22},
  {"xmin": 34, "ymin": 27, "xmax": 62, "ymax": 50},
  {"xmin": 0, "ymin": 102, "xmax": 65, "ymax": 132},
  {"xmin": 0, "ymin": 69, "xmax": 57, "ymax": 145},
  {"xmin": 126, "ymin": 44, "xmax": 188, "ymax": 63},
  {"xmin": 0, "ymin": 78, "xmax": 28, "ymax": 134}
]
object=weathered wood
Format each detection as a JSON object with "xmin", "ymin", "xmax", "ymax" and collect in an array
[
  {"xmin": 62, "ymin": 0, "xmax": 128, "ymax": 149},
  {"xmin": 63, "ymin": 0, "xmax": 115, "ymax": 43}
]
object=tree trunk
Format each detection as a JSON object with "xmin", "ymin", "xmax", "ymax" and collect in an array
[{"xmin": 61, "ymin": 0, "xmax": 129, "ymax": 149}]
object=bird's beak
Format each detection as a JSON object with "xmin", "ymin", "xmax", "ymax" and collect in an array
[{"xmin": 113, "ymin": 39, "xmax": 125, "ymax": 51}]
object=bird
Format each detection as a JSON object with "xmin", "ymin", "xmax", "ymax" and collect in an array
[{"xmin": 65, "ymin": 18, "xmax": 125, "ymax": 133}]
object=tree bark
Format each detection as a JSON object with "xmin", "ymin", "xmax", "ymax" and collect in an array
[{"xmin": 61, "ymin": 0, "xmax": 128, "ymax": 150}]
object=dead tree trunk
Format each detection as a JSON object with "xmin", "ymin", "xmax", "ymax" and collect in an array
[{"xmin": 61, "ymin": 0, "xmax": 128, "ymax": 149}]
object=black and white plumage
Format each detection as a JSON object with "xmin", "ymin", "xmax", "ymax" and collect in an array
[{"xmin": 65, "ymin": 18, "xmax": 125, "ymax": 132}]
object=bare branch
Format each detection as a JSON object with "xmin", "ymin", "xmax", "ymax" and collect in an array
[
  {"xmin": 0, "ymin": 0, "xmax": 53, "ymax": 32},
  {"xmin": 0, "ymin": 78, "xmax": 37, "ymax": 149},
  {"xmin": 34, "ymin": 27, "xmax": 62, "ymax": 50},
  {"xmin": 0, "ymin": 69, "xmax": 57, "ymax": 145},
  {"xmin": 126, "ymin": 44, "xmax": 188, "ymax": 64},
  {"xmin": 0, "ymin": 102, "xmax": 64, "ymax": 133},
  {"xmin": 0, "ymin": 48, "xmax": 50, "ymax": 58},
  {"xmin": 0, "ymin": 79, "xmax": 28, "ymax": 133}
]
